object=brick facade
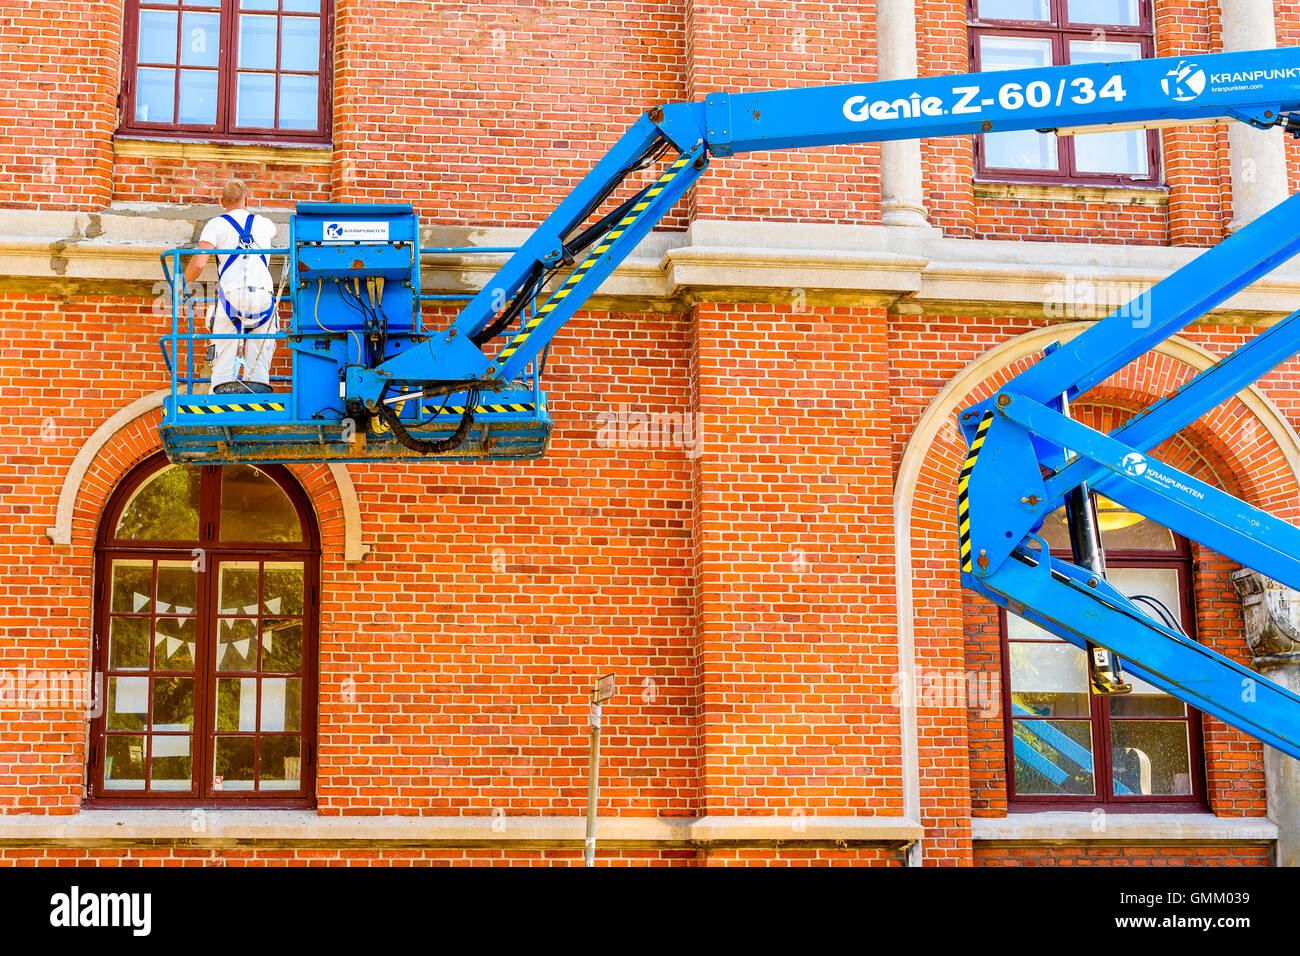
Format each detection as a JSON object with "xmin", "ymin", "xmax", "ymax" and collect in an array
[{"xmin": 0, "ymin": 0, "xmax": 1296, "ymax": 866}]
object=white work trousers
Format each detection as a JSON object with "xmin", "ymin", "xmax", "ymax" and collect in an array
[{"xmin": 210, "ymin": 288, "xmax": 276, "ymax": 389}]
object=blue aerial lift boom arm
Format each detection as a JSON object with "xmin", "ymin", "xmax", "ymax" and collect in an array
[{"xmin": 161, "ymin": 45, "xmax": 1300, "ymax": 766}]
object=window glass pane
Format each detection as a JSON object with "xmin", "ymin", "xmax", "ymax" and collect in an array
[
  {"xmin": 154, "ymin": 617, "xmax": 196, "ymax": 670},
  {"xmin": 240, "ymin": 0, "xmax": 278, "ymax": 8},
  {"xmin": 220, "ymin": 466, "xmax": 303, "ymax": 541},
  {"xmin": 259, "ymin": 736, "xmax": 302, "ymax": 789},
  {"xmin": 109, "ymin": 617, "xmax": 150, "ymax": 671},
  {"xmin": 1013, "ymin": 719, "xmax": 1095, "ymax": 794},
  {"xmin": 263, "ymin": 619, "xmax": 302, "ymax": 671},
  {"xmin": 1010, "ymin": 642, "xmax": 1090, "ymax": 717},
  {"xmin": 150, "ymin": 736, "xmax": 192, "ymax": 790},
  {"xmin": 281, "ymin": 16, "xmax": 320, "ymax": 71},
  {"xmin": 1108, "ymin": 567, "xmax": 1183, "ymax": 628},
  {"xmin": 108, "ymin": 677, "xmax": 149, "ymax": 731},
  {"xmin": 979, "ymin": 36, "xmax": 1058, "ymax": 171},
  {"xmin": 135, "ymin": 66, "xmax": 176, "ymax": 124},
  {"xmin": 152, "ymin": 676, "xmax": 193, "ymax": 730},
  {"xmin": 978, "ymin": 0, "xmax": 1050, "ymax": 19},
  {"xmin": 138, "ymin": 10, "xmax": 178, "ymax": 64},
  {"xmin": 1069, "ymin": 41, "xmax": 1147, "ymax": 175},
  {"xmin": 1112, "ymin": 720, "xmax": 1193, "ymax": 795},
  {"xmin": 156, "ymin": 562, "xmax": 197, "ymax": 614},
  {"xmin": 178, "ymin": 68, "xmax": 218, "ymax": 125},
  {"xmin": 278, "ymin": 73, "xmax": 318, "ymax": 130},
  {"xmin": 217, "ymin": 677, "xmax": 259, "ymax": 731},
  {"xmin": 218, "ymin": 561, "xmax": 260, "ymax": 614},
  {"xmin": 1097, "ymin": 500, "xmax": 1176, "ymax": 550},
  {"xmin": 214, "ymin": 736, "xmax": 256, "ymax": 790},
  {"xmin": 179, "ymin": 11, "xmax": 219, "ymax": 66},
  {"xmin": 1006, "ymin": 612, "xmax": 1066, "ymax": 643},
  {"xmin": 238, "ymin": 14, "xmax": 278, "ymax": 69},
  {"xmin": 263, "ymin": 563, "xmax": 304, "ymax": 615},
  {"xmin": 1068, "ymin": 0, "xmax": 1141, "ymax": 26},
  {"xmin": 111, "ymin": 560, "xmax": 153, "ymax": 613},
  {"xmin": 1037, "ymin": 499, "xmax": 1177, "ymax": 552},
  {"xmin": 183, "ymin": 0, "xmax": 222, "ymax": 7},
  {"xmin": 236, "ymin": 72, "xmax": 276, "ymax": 126},
  {"xmin": 284, "ymin": 0, "xmax": 320, "ymax": 11},
  {"xmin": 1109, "ymin": 672, "xmax": 1188, "ymax": 717},
  {"xmin": 260, "ymin": 677, "xmax": 301, "ymax": 731},
  {"xmin": 104, "ymin": 736, "xmax": 146, "ymax": 789},
  {"xmin": 218, "ymin": 618, "xmax": 259, "ymax": 671},
  {"xmin": 115, "ymin": 465, "xmax": 200, "ymax": 540}
]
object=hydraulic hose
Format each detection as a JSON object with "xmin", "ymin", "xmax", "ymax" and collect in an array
[{"xmin": 377, "ymin": 393, "xmax": 476, "ymax": 454}]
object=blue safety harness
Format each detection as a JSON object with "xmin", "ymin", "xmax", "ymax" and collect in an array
[{"xmin": 216, "ymin": 213, "xmax": 275, "ymax": 331}]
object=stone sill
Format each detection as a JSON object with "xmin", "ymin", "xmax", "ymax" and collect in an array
[
  {"xmin": 0, "ymin": 811, "xmax": 923, "ymax": 848},
  {"xmin": 974, "ymin": 181, "xmax": 1170, "ymax": 207},
  {"xmin": 114, "ymin": 137, "xmax": 333, "ymax": 167},
  {"xmin": 973, "ymin": 812, "xmax": 1277, "ymax": 844}
]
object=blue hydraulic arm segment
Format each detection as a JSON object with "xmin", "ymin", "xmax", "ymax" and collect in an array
[
  {"xmin": 966, "ymin": 548, "xmax": 1300, "ymax": 760},
  {"xmin": 364, "ymin": 47, "xmax": 1300, "ymax": 413},
  {"xmin": 706, "ymin": 48, "xmax": 1300, "ymax": 155}
]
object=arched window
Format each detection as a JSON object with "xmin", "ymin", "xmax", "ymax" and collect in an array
[
  {"xmin": 1002, "ymin": 494, "xmax": 1206, "ymax": 808},
  {"xmin": 89, "ymin": 453, "xmax": 319, "ymax": 806}
]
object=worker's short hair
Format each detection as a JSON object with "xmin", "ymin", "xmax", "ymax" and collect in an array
[{"xmin": 221, "ymin": 179, "xmax": 248, "ymax": 207}]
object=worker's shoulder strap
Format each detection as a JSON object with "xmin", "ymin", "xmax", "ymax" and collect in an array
[{"xmin": 217, "ymin": 213, "xmax": 269, "ymax": 277}]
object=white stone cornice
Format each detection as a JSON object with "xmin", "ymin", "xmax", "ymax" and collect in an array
[
  {"xmin": 6, "ymin": 211, "xmax": 1300, "ymax": 319},
  {"xmin": 973, "ymin": 812, "xmax": 1278, "ymax": 843},
  {"xmin": 0, "ymin": 810, "xmax": 923, "ymax": 848}
]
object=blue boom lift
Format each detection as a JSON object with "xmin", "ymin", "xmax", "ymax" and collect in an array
[{"xmin": 162, "ymin": 48, "xmax": 1300, "ymax": 761}]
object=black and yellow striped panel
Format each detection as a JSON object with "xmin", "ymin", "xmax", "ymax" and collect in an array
[
  {"xmin": 958, "ymin": 412, "xmax": 994, "ymax": 573},
  {"xmin": 443, "ymin": 403, "xmax": 536, "ymax": 415},
  {"xmin": 179, "ymin": 401, "xmax": 286, "ymax": 415},
  {"xmin": 493, "ymin": 153, "xmax": 695, "ymax": 366}
]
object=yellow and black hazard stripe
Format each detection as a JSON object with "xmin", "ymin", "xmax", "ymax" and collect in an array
[
  {"xmin": 493, "ymin": 152, "xmax": 696, "ymax": 367},
  {"xmin": 179, "ymin": 401, "xmax": 286, "ymax": 415},
  {"xmin": 958, "ymin": 412, "xmax": 994, "ymax": 573},
  {"xmin": 443, "ymin": 402, "xmax": 535, "ymax": 415}
]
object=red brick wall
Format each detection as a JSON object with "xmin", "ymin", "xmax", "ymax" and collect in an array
[
  {"xmin": 975, "ymin": 845, "xmax": 1272, "ymax": 865},
  {"xmin": 0, "ymin": 0, "xmax": 119, "ymax": 209},
  {"xmin": 0, "ymin": 0, "xmax": 1291, "ymax": 868}
]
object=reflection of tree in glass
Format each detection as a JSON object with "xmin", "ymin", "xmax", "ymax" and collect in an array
[
  {"xmin": 220, "ymin": 466, "xmax": 303, "ymax": 542},
  {"xmin": 152, "ymin": 676, "xmax": 193, "ymax": 729},
  {"xmin": 115, "ymin": 467, "xmax": 201, "ymax": 540}
]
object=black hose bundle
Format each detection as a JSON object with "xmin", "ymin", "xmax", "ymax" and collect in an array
[{"xmin": 377, "ymin": 391, "xmax": 477, "ymax": 455}]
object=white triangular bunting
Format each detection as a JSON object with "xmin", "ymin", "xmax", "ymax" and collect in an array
[
  {"xmin": 234, "ymin": 638, "xmax": 251, "ymax": 659},
  {"xmin": 265, "ymin": 597, "xmax": 281, "ymax": 614},
  {"xmin": 262, "ymin": 629, "xmax": 273, "ymax": 651},
  {"xmin": 133, "ymin": 592, "xmax": 149, "ymax": 612},
  {"xmin": 167, "ymin": 636, "xmax": 183, "ymax": 657}
]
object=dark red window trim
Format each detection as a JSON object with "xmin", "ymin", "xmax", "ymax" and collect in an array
[
  {"xmin": 118, "ymin": 0, "xmax": 333, "ymax": 146},
  {"xmin": 968, "ymin": 0, "xmax": 1162, "ymax": 188},
  {"xmin": 87, "ymin": 453, "xmax": 320, "ymax": 808},
  {"xmin": 1000, "ymin": 529, "xmax": 1208, "ymax": 811}
]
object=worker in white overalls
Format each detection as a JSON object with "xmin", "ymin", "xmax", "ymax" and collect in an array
[{"xmin": 183, "ymin": 179, "xmax": 279, "ymax": 394}]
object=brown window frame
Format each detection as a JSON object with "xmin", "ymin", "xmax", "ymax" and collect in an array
[
  {"xmin": 118, "ymin": 0, "xmax": 333, "ymax": 146},
  {"xmin": 968, "ymin": 0, "xmax": 1162, "ymax": 188},
  {"xmin": 87, "ymin": 453, "xmax": 321, "ymax": 808},
  {"xmin": 1000, "ymin": 519, "xmax": 1207, "ymax": 811}
]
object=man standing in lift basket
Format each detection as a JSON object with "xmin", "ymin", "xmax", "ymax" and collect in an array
[{"xmin": 183, "ymin": 178, "xmax": 279, "ymax": 394}]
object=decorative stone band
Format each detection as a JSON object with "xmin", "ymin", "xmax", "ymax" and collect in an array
[{"xmin": 0, "ymin": 811, "xmax": 923, "ymax": 850}]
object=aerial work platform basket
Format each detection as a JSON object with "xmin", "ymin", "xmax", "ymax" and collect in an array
[{"xmin": 159, "ymin": 203, "xmax": 552, "ymax": 465}]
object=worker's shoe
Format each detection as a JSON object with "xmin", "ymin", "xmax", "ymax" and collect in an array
[{"xmin": 213, "ymin": 381, "xmax": 273, "ymax": 394}]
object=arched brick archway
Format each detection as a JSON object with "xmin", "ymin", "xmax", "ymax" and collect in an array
[
  {"xmin": 45, "ymin": 391, "xmax": 367, "ymax": 563},
  {"xmin": 894, "ymin": 322, "xmax": 1300, "ymax": 860}
]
